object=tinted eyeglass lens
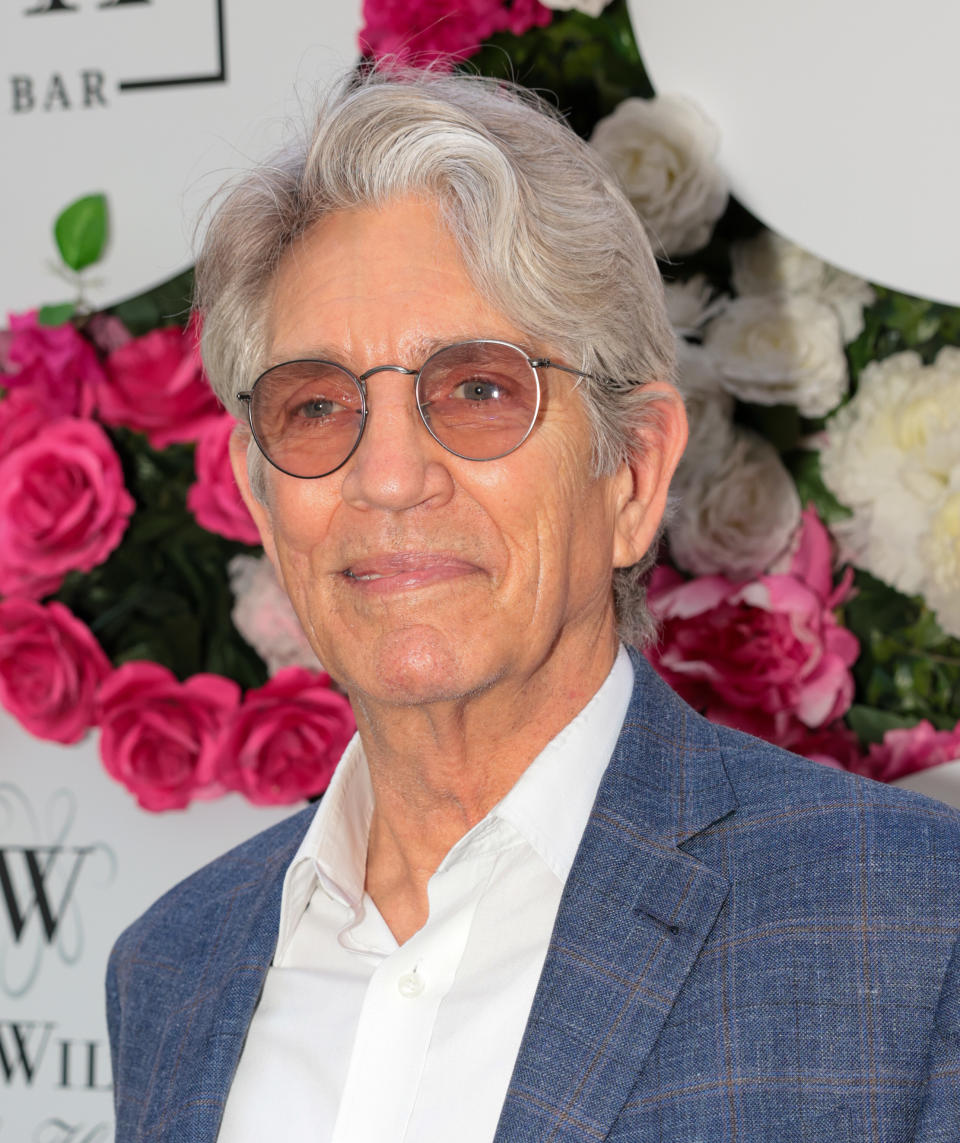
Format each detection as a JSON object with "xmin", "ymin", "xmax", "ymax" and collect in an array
[
  {"xmin": 417, "ymin": 342, "xmax": 539, "ymax": 461},
  {"xmin": 250, "ymin": 360, "xmax": 363, "ymax": 477}
]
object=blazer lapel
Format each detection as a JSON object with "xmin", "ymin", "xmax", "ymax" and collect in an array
[
  {"xmin": 495, "ymin": 655, "xmax": 736, "ymax": 1143},
  {"xmin": 135, "ymin": 811, "xmax": 312, "ymax": 1142}
]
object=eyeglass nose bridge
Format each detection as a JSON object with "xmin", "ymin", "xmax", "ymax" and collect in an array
[
  {"xmin": 356, "ymin": 363, "xmax": 418, "ymax": 385},
  {"xmin": 349, "ymin": 363, "xmax": 433, "ymax": 464}
]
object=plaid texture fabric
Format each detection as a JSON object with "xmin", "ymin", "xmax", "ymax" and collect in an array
[
  {"xmin": 108, "ymin": 654, "xmax": 960, "ymax": 1141},
  {"xmin": 494, "ymin": 654, "xmax": 960, "ymax": 1142}
]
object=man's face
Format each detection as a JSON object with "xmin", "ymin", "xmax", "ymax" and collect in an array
[{"xmin": 238, "ymin": 197, "xmax": 646, "ymax": 710}]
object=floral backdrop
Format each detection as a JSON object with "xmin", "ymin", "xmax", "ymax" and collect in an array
[{"xmin": 1, "ymin": 0, "xmax": 958, "ymax": 811}]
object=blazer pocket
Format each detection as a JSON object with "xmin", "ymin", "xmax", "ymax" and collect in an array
[{"xmin": 802, "ymin": 1105, "xmax": 859, "ymax": 1142}]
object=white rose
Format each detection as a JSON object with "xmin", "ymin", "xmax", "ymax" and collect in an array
[
  {"xmin": 820, "ymin": 347, "xmax": 960, "ymax": 637},
  {"xmin": 731, "ymin": 231, "xmax": 875, "ymax": 343},
  {"xmin": 703, "ymin": 294, "xmax": 848, "ymax": 416},
  {"xmin": 229, "ymin": 554, "xmax": 323, "ymax": 674},
  {"xmin": 590, "ymin": 95, "xmax": 728, "ymax": 257},
  {"xmin": 672, "ymin": 341, "xmax": 735, "ymax": 490},
  {"xmin": 664, "ymin": 275, "xmax": 729, "ymax": 338},
  {"xmin": 538, "ymin": 0, "xmax": 607, "ymax": 14},
  {"xmin": 669, "ymin": 426, "xmax": 802, "ymax": 579}
]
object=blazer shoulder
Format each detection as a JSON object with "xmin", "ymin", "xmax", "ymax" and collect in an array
[{"xmin": 713, "ymin": 721, "xmax": 960, "ymax": 855}]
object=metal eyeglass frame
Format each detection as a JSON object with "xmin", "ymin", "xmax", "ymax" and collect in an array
[{"xmin": 235, "ymin": 337, "xmax": 606, "ymax": 480}]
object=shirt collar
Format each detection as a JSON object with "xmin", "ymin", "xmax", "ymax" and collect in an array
[
  {"xmin": 274, "ymin": 646, "xmax": 634, "ymax": 960},
  {"xmin": 489, "ymin": 645, "xmax": 634, "ymax": 882},
  {"xmin": 275, "ymin": 733, "xmax": 371, "ymax": 961}
]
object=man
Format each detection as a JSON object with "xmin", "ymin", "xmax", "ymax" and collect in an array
[{"xmin": 107, "ymin": 70, "xmax": 960, "ymax": 1142}]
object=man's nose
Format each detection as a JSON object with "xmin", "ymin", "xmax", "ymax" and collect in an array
[{"xmin": 339, "ymin": 377, "xmax": 455, "ymax": 511}]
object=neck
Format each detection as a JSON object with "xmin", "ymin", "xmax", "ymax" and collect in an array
[{"xmin": 355, "ymin": 634, "xmax": 619, "ymax": 943}]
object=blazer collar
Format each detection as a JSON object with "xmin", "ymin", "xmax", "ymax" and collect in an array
[{"xmin": 495, "ymin": 651, "xmax": 737, "ymax": 1143}]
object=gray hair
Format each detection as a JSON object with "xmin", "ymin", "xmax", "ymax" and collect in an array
[{"xmin": 195, "ymin": 68, "xmax": 677, "ymax": 646}]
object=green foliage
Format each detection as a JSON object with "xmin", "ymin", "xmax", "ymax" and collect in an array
[
  {"xmin": 37, "ymin": 302, "xmax": 77, "ymax": 327},
  {"xmin": 736, "ymin": 403, "xmax": 802, "ymax": 453},
  {"xmin": 846, "ymin": 705, "xmax": 923, "ymax": 745},
  {"xmin": 465, "ymin": 0, "xmax": 651, "ymax": 138},
  {"xmin": 54, "ymin": 193, "xmax": 109, "ymax": 273},
  {"xmin": 846, "ymin": 286, "xmax": 958, "ymax": 385},
  {"xmin": 842, "ymin": 570, "xmax": 960, "ymax": 730},
  {"xmin": 784, "ymin": 449, "xmax": 852, "ymax": 525},
  {"xmin": 109, "ymin": 268, "xmax": 195, "ymax": 335},
  {"xmin": 53, "ymin": 429, "xmax": 267, "ymax": 689}
]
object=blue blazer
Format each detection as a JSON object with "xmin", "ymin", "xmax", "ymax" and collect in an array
[{"xmin": 107, "ymin": 657, "xmax": 960, "ymax": 1141}]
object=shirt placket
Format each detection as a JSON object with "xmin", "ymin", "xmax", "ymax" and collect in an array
[{"xmin": 330, "ymin": 824, "xmax": 504, "ymax": 1143}]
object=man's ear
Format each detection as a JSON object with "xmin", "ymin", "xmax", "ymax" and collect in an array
[
  {"xmin": 611, "ymin": 380, "xmax": 688, "ymax": 569},
  {"xmin": 229, "ymin": 424, "xmax": 279, "ymax": 564}
]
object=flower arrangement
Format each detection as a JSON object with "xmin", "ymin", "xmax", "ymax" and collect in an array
[
  {"xmin": 2, "ymin": 0, "xmax": 958, "ymax": 808},
  {"xmin": 462, "ymin": 0, "xmax": 960, "ymax": 783},
  {"xmin": 0, "ymin": 199, "xmax": 354, "ymax": 812}
]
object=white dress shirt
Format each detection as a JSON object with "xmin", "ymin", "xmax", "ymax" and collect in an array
[{"xmin": 217, "ymin": 647, "xmax": 634, "ymax": 1143}]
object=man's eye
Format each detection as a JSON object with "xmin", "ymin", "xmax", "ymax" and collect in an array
[
  {"xmin": 452, "ymin": 379, "xmax": 503, "ymax": 402},
  {"xmin": 294, "ymin": 397, "xmax": 339, "ymax": 419}
]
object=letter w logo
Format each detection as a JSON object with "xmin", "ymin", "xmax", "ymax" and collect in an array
[
  {"xmin": 0, "ymin": 1020, "xmax": 53, "ymax": 1085},
  {"xmin": 0, "ymin": 847, "xmax": 92, "ymax": 944}
]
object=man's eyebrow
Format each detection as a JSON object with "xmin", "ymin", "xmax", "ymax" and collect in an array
[{"xmin": 265, "ymin": 333, "xmax": 539, "ymax": 370}]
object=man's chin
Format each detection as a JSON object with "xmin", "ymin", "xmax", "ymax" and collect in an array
[{"xmin": 338, "ymin": 625, "xmax": 497, "ymax": 710}]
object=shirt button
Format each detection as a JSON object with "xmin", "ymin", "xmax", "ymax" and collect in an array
[{"xmin": 397, "ymin": 971, "xmax": 424, "ymax": 998}]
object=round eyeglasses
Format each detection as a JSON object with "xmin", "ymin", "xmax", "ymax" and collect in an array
[{"xmin": 236, "ymin": 338, "xmax": 599, "ymax": 480}]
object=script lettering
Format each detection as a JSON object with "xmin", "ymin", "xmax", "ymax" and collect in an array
[{"xmin": 33, "ymin": 1121, "xmax": 112, "ymax": 1143}]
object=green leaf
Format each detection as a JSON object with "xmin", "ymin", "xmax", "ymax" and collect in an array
[
  {"xmin": 842, "ymin": 569, "xmax": 960, "ymax": 725},
  {"xmin": 464, "ymin": 0, "xmax": 652, "ymax": 139},
  {"xmin": 108, "ymin": 268, "xmax": 194, "ymax": 336},
  {"xmin": 37, "ymin": 302, "xmax": 77, "ymax": 327},
  {"xmin": 54, "ymin": 193, "xmax": 109, "ymax": 272},
  {"xmin": 846, "ymin": 705, "xmax": 918, "ymax": 745},
  {"xmin": 785, "ymin": 449, "xmax": 852, "ymax": 525}
]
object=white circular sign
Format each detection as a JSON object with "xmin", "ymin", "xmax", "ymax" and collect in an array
[
  {"xmin": 628, "ymin": 0, "xmax": 960, "ymax": 305},
  {"xmin": 894, "ymin": 758, "xmax": 960, "ymax": 810},
  {"xmin": 3, "ymin": 0, "xmax": 362, "ymax": 315}
]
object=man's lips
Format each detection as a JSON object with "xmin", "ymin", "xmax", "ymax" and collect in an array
[{"xmin": 341, "ymin": 552, "xmax": 481, "ymax": 594}]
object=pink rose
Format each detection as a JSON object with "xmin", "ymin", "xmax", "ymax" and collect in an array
[
  {"xmin": 85, "ymin": 313, "xmax": 132, "ymax": 355},
  {"xmin": 2, "ymin": 310, "xmax": 104, "ymax": 418},
  {"xmin": 359, "ymin": 0, "xmax": 551, "ymax": 66},
  {"xmin": 187, "ymin": 416, "xmax": 261, "ymax": 545},
  {"xmin": 99, "ymin": 314, "xmax": 222, "ymax": 448},
  {"xmin": 212, "ymin": 668, "xmax": 355, "ymax": 805},
  {"xmin": 779, "ymin": 719, "xmax": 863, "ymax": 770},
  {"xmin": 0, "ymin": 418, "xmax": 135, "ymax": 598},
  {"xmin": 0, "ymin": 391, "xmax": 48, "ymax": 455},
  {"xmin": 852, "ymin": 720, "xmax": 960, "ymax": 784},
  {"xmin": 0, "ymin": 599, "xmax": 110, "ymax": 744},
  {"xmin": 647, "ymin": 508, "xmax": 859, "ymax": 747},
  {"xmin": 96, "ymin": 662, "xmax": 240, "ymax": 811}
]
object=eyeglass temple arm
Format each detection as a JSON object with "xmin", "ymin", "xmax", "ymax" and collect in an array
[{"xmin": 530, "ymin": 359, "xmax": 634, "ymax": 388}]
